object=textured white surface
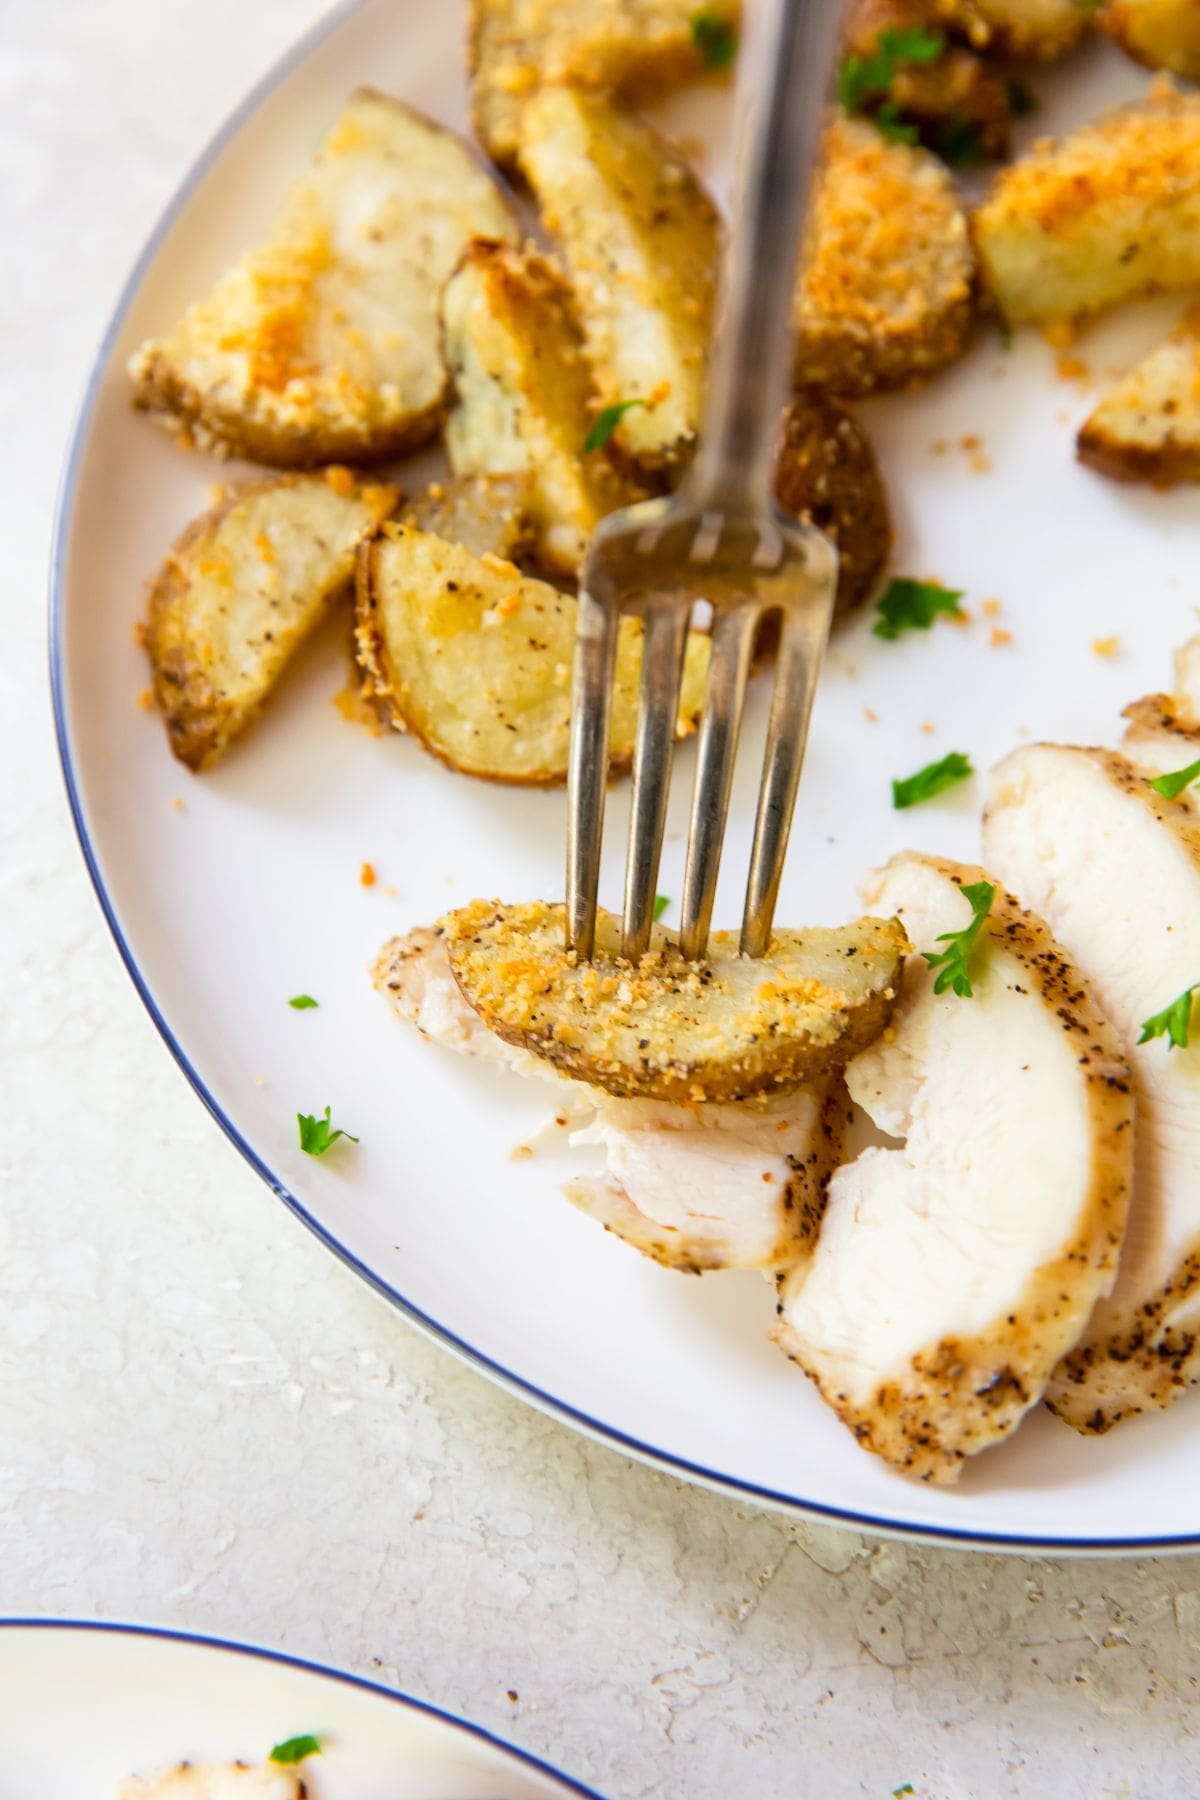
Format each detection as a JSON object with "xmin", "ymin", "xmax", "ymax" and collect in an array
[{"xmin": 6, "ymin": 2, "xmax": 1200, "ymax": 1795}]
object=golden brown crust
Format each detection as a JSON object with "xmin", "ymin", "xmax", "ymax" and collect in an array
[
  {"xmin": 440, "ymin": 898, "xmax": 908, "ymax": 1103},
  {"xmin": 1103, "ymin": 0, "xmax": 1200, "ymax": 82},
  {"xmin": 794, "ymin": 117, "xmax": 975, "ymax": 396},
  {"xmin": 1076, "ymin": 305, "xmax": 1200, "ymax": 487},
  {"xmin": 148, "ymin": 472, "xmax": 398, "ymax": 771},
  {"xmin": 129, "ymin": 89, "xmax": 517, "ymax": 466},
  {"xmin": 773, "ymin": 855, "xmax": 1135, "ymax": 1483},
  {"xmin": 931, "ymin": 0, "xmax": 1091, "ymax": 60},
  {"xmin": 773, "ymin": 396, "xmax": 892, "ymax": 620}
]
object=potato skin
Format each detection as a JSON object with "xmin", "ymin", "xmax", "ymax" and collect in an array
[
  {"xmin": 401, "ymin": 472, "xmax": 533, "ymax": 560},
  {"xmin": 1102, "ymin": 0, "xmax": 1200, "ymax": 81},
  {"xmin": 147, "ymin": 473, "xmax": 398, "ymax": 771},
  {"xmin": 129, "ymin": 89, "xmax": 517, "ymax": 467},
  {"xmin": 440, "ymin": 899, "xmax": 908, "ymax": 1104},
  {"xmin": 774, "ymin": 396, "xmax": 892, "ymax": 620},
  {"xmin": 794, "ymin": 118, "xmax": 975, "ymax": 397}
]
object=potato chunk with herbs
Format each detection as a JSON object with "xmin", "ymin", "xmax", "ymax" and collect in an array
[
  {"xmin": 441, "ymin": 241, "xmax": 638, "ymax": 575},
  {"xmin": 973, "ymin": 81, "xmax": 1200, "ymax": 328},
  {"xmin": 148, "ymin": 472, "xmax": 397, "ymax": 771},
  {"xmin": 469, "ymin": 0, "xmax": 739, "ymax": 169},
  {"xmin": 794, "ymin": 118, "xmax": 975, "ymax": 396},
  {"xmin": 441, "ymin": 898, "xmax": 908, "ymax": 1102},
  {"xmin": 518, "ymin": 85, "xmax": 720, "ymax": 469},
  {"xmin": 355, "ymin": 524, "xmax": 709, "ymax": 784},
  {"xmin": 128, "ymin": 89, "xmax": 516, "ymax": 465}
]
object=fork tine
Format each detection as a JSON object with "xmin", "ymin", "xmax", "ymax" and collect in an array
[
  {"xmin": 740, "ymin": 605, "xmax": 825, "ymax": 958},
  {"xmin": 678, "ymin": 603, "xmax": 759, "ymax": 962},
  {"xmin": 622, "ymin": 600, "xmax": 690, "ymax": 962},
  {"xmin": 566, "ymin": 588, "xmax": 620, "ymax": 960}
]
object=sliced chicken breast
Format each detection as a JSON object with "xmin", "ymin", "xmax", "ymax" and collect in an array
[
  {"xmin": 1122, "ymin": 634, "xmax": 1200, "ymax": 811},
  {"xmin": 373, "ymin": 927, "xmax": 845, "ymax": 1272},
  {"xmin": 774, "ymin": 854, "xmax": 1133, "ymax": 1483},
  {"xmin": 116, "ymin": 1765, "xmax": 303, "ymax": 1800},
  {"xmin": 984, "ymin": 745, "xmax": 1200, "ymax": 1431}
]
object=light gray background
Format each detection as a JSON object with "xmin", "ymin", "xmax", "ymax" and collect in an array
[{"xmin": 4, "ymin": 3, "xmax": 1200, "ymax": 1794}]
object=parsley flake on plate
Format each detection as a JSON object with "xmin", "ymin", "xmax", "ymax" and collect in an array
[
  {"xmin": 839, "ymin": 24, "xmax": 944, "ymax": 115},
  {"xmin": 892, "ymin": 751, "xmax": 973, "ymax": 810},
  {"xmin": 872, "ymin": 577, "xmax": 965, "ymax": 640},
  {"xmin": 1149, "ymin": 756, "xmax": 1200, "ymax": 801},
  {"xmin": 922, "ymin": 880, "xmax": 996, "ymax": 999},
  {"xmin": 288, "ymin": 994, "xmax": 318, "ymax": 1009},
  {"xmin": 270, "ymin": 1734, "xmax": 323, "ymax": 1766},
  {"xmin": 583, "ymin": 398, "xmax": 647, "ymax": 453},
  {"xmin": 653, "ymin": 894, "xmax": 671, "ymax": 921},
  {"xmin": 1138, "ymin": 983, "xmax": 1198, "ymax": 1051},
  {"xmin": 691, "ymin": 8, "xmax": 738, "ymax": 69},
  {"xmin": 297, "ymin": 1107, "xmax": 359, "ymax": 1156}
]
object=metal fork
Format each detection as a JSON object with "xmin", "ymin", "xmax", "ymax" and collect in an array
[{"xmin": 566, "ymin": 0, "xmax": 846, "ymax": 965}]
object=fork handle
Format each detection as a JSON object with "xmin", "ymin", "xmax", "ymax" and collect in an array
[{"xmin": 687, "ymin": 0, "xmax": 846, "ymax": 513}]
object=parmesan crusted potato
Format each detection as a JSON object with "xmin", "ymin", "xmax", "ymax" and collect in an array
[
  {"xmin": 794, "ymin": 118, "xmax": 975, "ymax": 396},
  {"xmin": 517, "ymin": 85, "xmax": 720, "ymax": 469},
  {"xmin": 440, "ymin": 898, "xmax": 908, "ymax": 1103},
  {"xmin": 469, "ymin": 0, "xmax": 739, "ymax": 170},
  {"xmin": 402, "ymin": 471, "xmax": 533, "ymax": 559},
  {"xmin": 355, "ymin": 523, "xmax": 709, "ymax": 783},
  {"xmin": 441, "ymin": 241, "xmax": 638, "ymax": 575},
  {"xmin": 1102, "ymin": 0, "xmax": 1200, "ymax": 81},
  {"xmin": 773, "ymin": 396, "xmax": 892, "ymax": 620},
  {"xmin": 128, "ymin": 90, "xmax": 517, "ymax": 466},
  {"xmin": 116, "ymin": 1765, "xmax": 303, "ymax": 1800},
  {"xmin": 973, "ymin": 81, "xmax": 1200, "ymax": 328},
  {"xmin": 148, "ymin": 472, "xmax": 397, "ymax": 771},
  {"xmin": 844, "ymin": 0, "xmax": 1015, "ymax": 164},
  {"xmin": 1077, "ymin": 304, "xmax": 1200, "ymax": 485},
  {"xmin": 932, "ymin": 0, "xmax": 1092, "ymax": 60}
]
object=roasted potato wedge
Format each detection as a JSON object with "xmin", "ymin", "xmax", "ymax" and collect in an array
[
  {"xmin": 517, "ymin": 85, "xmax": 719, "ymax": 469},
  {"xmin": 973, "ymin": 81, "xmax": 1200, "ymax": 328},
  {"xmin": 355, "ymin": 523, "xmax": 709, "ymax": 783},
  {"xmin": 1102, "ymin": 0, "xmax": 1200, "ymax": 81},
  {"xmin": 774, "ymin": 396, "xmax": 892, "ymax": 620},
  {"xmin": 931, "ymin": 0, "xmax": 1091, "ymax": 60},
  {"xmin": 402, "ymin": 471, "xmax": 533, "ymax": 559},
  {"xmin": 148, "ymin": 472, "xmax": 398, "ymax": 771},
  {"xmin": 469, "ymin": 0, "xmax": 739, "ymax": 170},
  {"xmin": 439, "ymin": 899, "xmax": 908, "ymax": 1103},
  {"xmin": 1078, "ymin": 304, "xmax": 1200, "ymax": 485},
  {"xmin": 844, "ymin": 0, "xmax": 1015, "ymax": 164},
  {"xmin": 441, "ymin": 240, "xmax": 639, "ymax": 575},
  {"xmin": 794, "ymin": 118, "xmax": 975, "ymax": 396},
  {"xmin": 129, "ymin": 90, "xmax": 516, "ymax": 466}
]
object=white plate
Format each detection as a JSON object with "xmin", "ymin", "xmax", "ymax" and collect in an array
[
  {"xmin": 0, "ymin": 1620, "xmax": 598, "ymax": 1797},
  {"xmin": 51, "ymin": 0, "xmax": 1200, "ymax": 1552}
]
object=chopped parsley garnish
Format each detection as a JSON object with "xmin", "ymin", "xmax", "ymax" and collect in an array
[
  {"xmin": 1138, "ymin": 983, "xmax": 1197, "ymax": 1052},
  {"xmin": 297, "ymin": 1107, "xmax": 358, "ymax": 1156},
  {"xmin": 893, "ymin": 1788, "xmax": 916, "ymax": 1798},
  {"xmin": 288, "ymin": 994, "xmax": 318, "ymax": 1009},
  {"xmin": 691, "ymin": 9, "xmax": 738, "ymax": 69},
  {"xmin": 653, "ymin": 893, "xmax": 670, "ymax": 921},
  {"xmin": 874, "ymin": 99, "xmax": 920, "ymax": 146},
  {"xmin": 583, "ymin": 399, "xmax": 647, "ymax": 453},
  {"xmin": 270, "ymin": 1734, "xmax": 323, "ymax": 1766},
  {"xmin": 935, "ymin": 117, "xmax": 984, "ymax": 165},
  {"xmin": 892, "ymin": 751, "xmax": 973, "ymax": 811},
  {"xmin": 922, "ymin": 880, "xmax": 996, "ymax": 998},
  {"xmin": 839, "ymin": 25, "xmax": 944, "ymax": 115},
  {"xmin": 872, "ymin": 577, "xmax": 965, "ymax": 640},
  {"xmin": 1148, "ymin": 756, "xmax": 1200, "ymax": 801}
]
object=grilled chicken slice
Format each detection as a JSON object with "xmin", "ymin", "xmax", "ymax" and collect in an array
[
  {"xmin": 1122, "ymin": 634, "xmax": 1200, "ymax": 808},
  {"xmin": 773, "ymin": 853, "xmax": 1133, "ymax": 1483},
  {"xmin": 373, "ymin": 926, "xmax": 845, "ymax": 1271},
  {"xmin": 438, "ymin": 899, "xmax": 907, "ymax": 1103},
  {"xmin": 116, "ymin": 1765, "xmax": 303, "ymax": 1799},
  {"xmin": 984, "ymin": 745, "xmax": 1200, "ymax": 1431}
]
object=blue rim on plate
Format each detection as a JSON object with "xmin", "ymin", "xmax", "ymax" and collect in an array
[
  {"xmin": 46, "ymin": 2, "xmax": 1198, "ymax": 1559},
  {"xmin": 0, "ymin": 1617, "xmax": 604, "ymax": 1795}
]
